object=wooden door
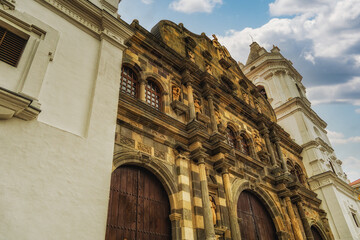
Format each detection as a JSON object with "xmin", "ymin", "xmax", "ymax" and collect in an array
[
  {"xmin": 311, "ymin": 226, "xmax": 324, "ymax": 240},
  {"xmin": 105, "ymin": 165, "xmax": 171, "ymax": 240},
  {"xmin": 237, "ymin": 191, "xmax": 277, "ymax": 240}
]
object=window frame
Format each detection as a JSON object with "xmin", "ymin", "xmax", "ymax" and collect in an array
[
  {"xmin": 120, "ymin": 66, "xmax": 139, "ymax": 98},
  {"xmin": 145, "ymin": 79, "xmax": 162, "ymax": 111}
]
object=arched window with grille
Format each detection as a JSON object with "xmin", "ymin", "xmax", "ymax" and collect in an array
[
  {"xmin": 145, "ymin": 79, "xmax": 162, "ymax": 110},
  {"xmin": 226, "ymin": 127, "xmax": 238, "ymax": 149},
  {"xmin": 120, "ymin": 66, "xmax": 138, "ymax": 98},
  {"xmin": 239, "ymin": 134, "xmax": 250, "ymax": 155}
]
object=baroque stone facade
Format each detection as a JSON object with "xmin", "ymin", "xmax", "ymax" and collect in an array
[{"xmin": 109, "ymin": 20, "xmax": 334, "ymax": 240}]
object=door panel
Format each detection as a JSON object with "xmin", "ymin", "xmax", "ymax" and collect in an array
[
  {"xmin": 105, "ymin": 165, "xmax": 171, "ymax": 240},
  {"xmin": 237, "ymin": 191, "xmax": 277, "ymax": 240}
]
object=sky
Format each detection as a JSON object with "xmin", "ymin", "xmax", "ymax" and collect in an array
[{"xmin": 118, "ymin": 0, "xmax": 360, "ymax": 182}]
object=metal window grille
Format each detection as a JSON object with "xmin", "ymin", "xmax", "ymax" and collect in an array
[
  {"xmin": 120, "ymin": 66, "xmax": 138, "ymax": 97},
  {"xmin": 145, "ymin": 80, "xmax": 161, "ymax": 110},
  {"xmin": 226, "ymin": 127, "xmax": 238, "ymax": 149}
]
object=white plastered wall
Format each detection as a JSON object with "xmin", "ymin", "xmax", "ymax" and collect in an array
[{"xmin": 0, "ymin": 1, "xmax": 127, "ymax": 240}]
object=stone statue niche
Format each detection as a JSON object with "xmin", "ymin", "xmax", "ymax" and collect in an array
[
  {"xmin": 209, "ymin": 195, "xmax": 217, "ymax": 226},
  {"xmin": 187, "ymin": 49, "xmax": 195, "ymax": 63},
  {"xmin": 172, "ymin": 85, "xmax": 181, "ymax": 101},
  {"xmin": 194, "ymin": 98, "xmax": 202, "ymax": 113}
]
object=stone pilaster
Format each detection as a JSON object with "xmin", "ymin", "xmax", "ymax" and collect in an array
[
  {"xmin": 175, "ymin": 152, "xmax": 195, "ymax": 240},
  {"xmin": 139, "ymin": 79, "xmax": 146, "ymax": 102},
  {"xmin": 272, "ymin": 131, "xmax": 288, "ymax": 172},
  {"xmin": 260, "ymin": 126, "xmax": 277, "ymax": 167},
  {"xmin": 294, "ymin": 199, "xmax": 314, "ymax": 240},
  {"xmin": 284, "ymin": 196, "xmax": 304, "ymax": 240},
  {"xmin": 198, "ymin": 157, "xmax": 216, "ymax": 240},
  {"xmin": 216, "ymin": 161, "xmax": 241, "ymax": 240}
]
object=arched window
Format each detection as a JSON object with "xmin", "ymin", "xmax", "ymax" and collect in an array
[
  {"xmin": 120, "ymin": 66, "xmax": 138, "ymax": 97},
  {"xmin": 145, "ymin": 79, "xmax": 161, "ymax": 110},
  {"xmin": 294, "ymin": 165, "xmax": 304, "ymax": 184},
  {"xmin": 239, "ymin": 134, "xmax": 250, "ymax": 155},
  {"xmin": 226, "ymin": 127, "xmax": 238, "ymax": 149},
  {"xmin": 257, "ymin": 85, "xmax": 268, "ymax": 99}
]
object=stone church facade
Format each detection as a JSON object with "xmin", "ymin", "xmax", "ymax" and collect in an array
[
  {"xmin": 0, "ymin": 0, "xmax": 339, "ymax": 240},
  {"xmin": 108, "ymin": 20, "xmax": 334, "ymax": 240}
]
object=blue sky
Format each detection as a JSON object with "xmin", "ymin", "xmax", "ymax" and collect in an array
[{"xmin": 118, "ymin": 0, "xmax": 360, "ymax": 182}]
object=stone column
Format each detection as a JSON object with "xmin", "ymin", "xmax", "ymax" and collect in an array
[
  {"xmin": 222, "ymin": 168, "xmax": 241, "ymax": 240},
  {"xmin": 207, "ymin": 94, "xmax": 218, "ymax": 133},
  {"xmin": 175, "ymin": 153, "xmax": 195, "ymax": 240},
  {"xmin": 285, "ymin": 196, "xmax": 304, "ymax": 240},
  {"xmin": 169, "ymin": 213, "xmax": 182, "ymax": 240},
  {"xmin": 295, "ymin": 200, "xmax": 314, "ymax": 240},
  {"xmin": 139, "ymin": 79, "xmax": 146, "ymax": 102},
  {"xmin": 187, "ymin": 82, "xmax": 196, "ymax": 121},
  {"xmin": 198, "ymin": 157, "xmax": 216, "ymax": 240},
  {"xmin": 260, "ymin": 127, "xmax": 277, "ymax": 166},
  {"xmin": 273, "ymin": 133, "xmax": 288, "ymax": 172}
]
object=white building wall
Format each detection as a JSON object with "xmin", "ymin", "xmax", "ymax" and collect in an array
[{"xmin": 0, "ymin": 1, "xmax": 132, "ymax": 240}]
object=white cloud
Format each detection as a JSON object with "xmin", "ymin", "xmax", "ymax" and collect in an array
[
  {"xmin": 327, "ymin": 129, "xmax": 360, "ymax": 144},
  {"xmin": 307, "ymin": 77, "xmax": 360, "ymax": 107},
  {"xmin": 356, "ymin": 109, "xmax": 360, "ymax": 114},
  {"xmin": 141, "ymin": 0, "xmax": 153, "ymax": 4},
  {"xmin": 342, "ymin": 156, "xmax": 360, "ymax": 182},
  {"xmin": 169, "ymin": 0, "xmax": 222, "ymax": 14},
  {"xmin": 218, "ymin": 0, "xmax": 360, "ymax": 66}
]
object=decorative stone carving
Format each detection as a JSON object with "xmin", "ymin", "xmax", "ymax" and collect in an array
[
  {"xmin": 243, "ymin": 92, "xmax": 250, "ymax": 104},
  {"xmin": 120, "ymin": 136, "xmax": 135, "ymax": 147},
  {"xmin": 172, "ymin": 86, "xmax": 181, "ymax": 101},
  {"xmin": 206, "ymin": 63, "xmax": 212, "ymax": 75},
  {"xmin": 254, "ymin": 132, "xmax": 263, "ymax": 152},
  {"xmin": 170, "ymin": 100, "xmax": 189, "ymax": 116},
  {"xmin": 209, "ymin": 195, "xmax": 217, "ymax": 225},
  {"xmin": 137, "ymin": 142, "xmax": 151, "ymax": 154},
  {"xmin": 214, "ymin": 110, "xmax": 221, "ymax": 125},
  {"xmin": 187, "ymin": 49, "xmax": 195, "ymax": 63},
  {"xmin": 194, "ymin": 98, "xmax": 201, "ymax": 113}
]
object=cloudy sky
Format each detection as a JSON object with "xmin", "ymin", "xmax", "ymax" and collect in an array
[{"xmin": 118, "ymin": 0, "xmax": 360, "ymax": 182}]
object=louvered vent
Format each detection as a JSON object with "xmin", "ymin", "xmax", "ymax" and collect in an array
[{"xmin": 0, "ymin": 26, "xmax": 27, "ymax": 67}]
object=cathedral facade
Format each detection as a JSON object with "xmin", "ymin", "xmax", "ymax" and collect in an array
[
  {"xmin": 0, "ymin": 1, "xmax": 340, "ymax": 240},
  {"xmin": 108, "ymin": 20, "xmax": 334, "ymax": 240}
]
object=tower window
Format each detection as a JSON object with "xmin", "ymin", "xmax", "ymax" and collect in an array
[
  {"xmin": 0, "ymin": 26, "xmax": 28, "ymax": 67},
  {"xmin": 120, "ymin": 66, "xmax": 138, "ymax": 98}
]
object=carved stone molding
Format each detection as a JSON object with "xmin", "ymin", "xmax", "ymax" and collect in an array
[{"xmin": 0, "ymin": 88, "xmax": 41, "ymax": 120}]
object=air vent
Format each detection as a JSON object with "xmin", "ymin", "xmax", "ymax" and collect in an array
[{"xmin": 0, "ymin": 26, "xmax": 28, "ymax": 67}]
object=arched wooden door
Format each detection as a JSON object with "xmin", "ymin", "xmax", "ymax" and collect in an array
[
  {"xmin": 237, "ymin": 191, "xmax": 277, "ymax": 240},
  {"xmin": 311, "ymin": 226, "xmax": 324, "ymax": 240},
  {"xmin": 105, "ymin": 165, "xmax": 171, "ymax": 240}
]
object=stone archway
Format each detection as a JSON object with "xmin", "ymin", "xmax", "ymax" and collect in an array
[{"xmin": 105, "ymin": 165, "xmax": 171, "ymax": 240}]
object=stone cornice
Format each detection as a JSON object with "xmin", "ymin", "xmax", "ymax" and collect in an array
[
  {"xmin": 35, "ymin": 0, "xmax": 133, "ymax": 49},
  {"xmin": 275, "ymin": 97, "xmax": 327, "ymax": 129},
  {"xmin": 244, "ymin": 57, "xmax": 302, "ymax": 82},
  {"xmin": 0, "ymin": 87, "xmax": 41, "ymax": 120},
  {"xmin": 309, "ymin": 171, "xmax": 359, "ymax": 198}
]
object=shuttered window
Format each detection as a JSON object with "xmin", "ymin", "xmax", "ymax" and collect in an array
[{"xmin": 0, "ymin": 26, "xmax": 28, "ymax": 67}]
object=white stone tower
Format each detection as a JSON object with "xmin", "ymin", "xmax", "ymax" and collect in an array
[{"xmin": 242, "ymin": 42, "xmax": 360, "ymax": 240}]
